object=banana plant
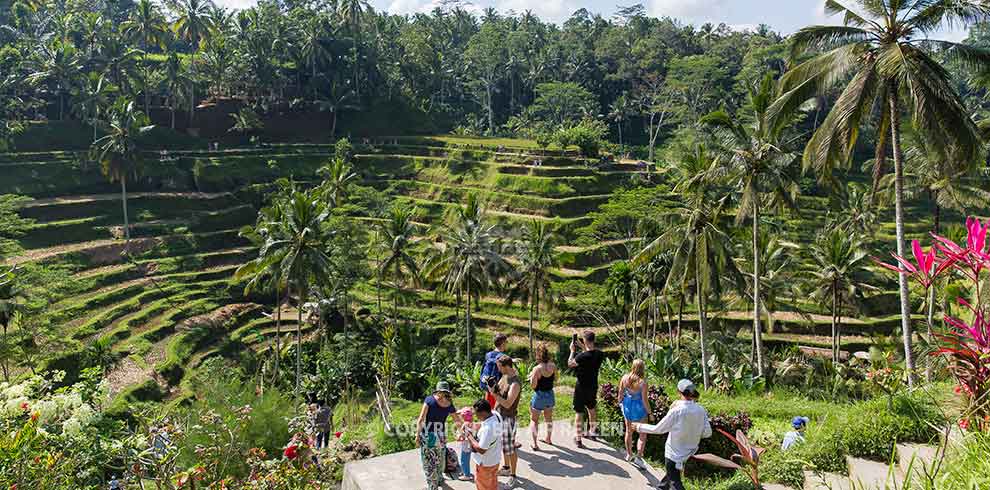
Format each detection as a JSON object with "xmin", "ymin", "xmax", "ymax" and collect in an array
[{"xmin": 693, "ymin": 428, "xmax": 765, "ymax": 488}]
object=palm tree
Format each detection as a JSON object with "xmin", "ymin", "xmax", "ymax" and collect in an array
[
  {"xmin": 607, "ymin": 261, "xmax": 637, "ymax": 355},
  {"xmin": 316, "ymin": 82, "xmax": 357, "ymax": 139},
  {"xmin": 298, "ymin": 15, "xmax": 333, "ymax": 98},
  {"xmin": 505, "ymin": 220, "xmax": 559, "ymax": 359},
  {"xmin": 123, "ymin": 0, "xmax": 167, "ymax": 113},
  {"xmin": 172, "ymin": 0, "xmax": 213, "ymax": 127},
  {"xmin": 28, "ymin": 40, "xmax": 82, "ymax": 120},
  {"xmin": 608, "ymin": 93, "xmax": 634, "ymax": 156},
  {"xmin": 776, "ymin": 0, "xmax": 990, "ymax": 385},
  {"xmin": 317, "ymin": 157, "xmax": 358, "ymax": 207},
  {"xmin": 804, "ymin": 229, "xmax": 874, "ymax": 363},
  {"xmin": 634, "ymin": 145, "xmax": 742, "ymax": 387},
  {"xmin": 90, "ymin": 99, "xmax": 153, "ymax": 251},
  {"xmin": 427, "ymin": 198, "xmax": 512, "ymax": 359},
  {"xmin": 700, "ymin": 72, "xmax": 801, "ymax": 378},
  {"xmin": 162, "ymin": 51, "xmax": 188, "ymax": 130},
  {"xmin": 378, "ymin": 206, "xmax": 420, "ymax": 328},
  {"xmin": 72, "ymin": 73, "xmax": 114, "ymax": 141}
]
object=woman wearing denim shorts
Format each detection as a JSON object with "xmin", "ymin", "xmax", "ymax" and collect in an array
[{"xmin": 527, "ymin": 343, "xmax": 557, "ymax": 451}]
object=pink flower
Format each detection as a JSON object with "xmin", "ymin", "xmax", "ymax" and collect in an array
[
  {"xmin": 874, "ymin": 240, "xmax": 952, "ymax": 289},
  {"xmin": 944, "ymin": 299, "xmax": 990, "ymax": 352},
  {"xmin": 932, "ymin": 217, "xmax": 990, "ymax": 281}
]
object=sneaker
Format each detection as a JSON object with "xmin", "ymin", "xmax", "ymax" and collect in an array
[
  {"xmin": 632, "ymin": 457, "xmax": 646, "ymax": 470},
  {"xmin": 503, "ymin": 476, "xmax": 519, "ymax": 488},
  {"xmin": 497, "ymin": 467, "xmax": 512, "ymax": 477}
]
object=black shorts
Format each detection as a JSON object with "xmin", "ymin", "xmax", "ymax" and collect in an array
[{"xmin": 573, "ymin": 386, "xmax": 598, "ymax": 412}]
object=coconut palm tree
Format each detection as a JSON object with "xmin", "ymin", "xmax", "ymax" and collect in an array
[
  {"xmin": 803, "ymin": 228, "xmax": 875, "ymax": 364},
  {"xmin": 172, "ymin": 0, "xmax": 213, "ymax": 127},
  {"xmin": 72, "ymin": 72, "xmax": 114, "ymax": 141},
  {"xmin": 162, "ymin": 50, "xmax": 188, "ymax": 130},
  {"xmin": 505, "ymin": 220, "xmax": 559, "ymax": 359},
  {"xmin": 634, "ymin": 145, "xmax": 742, "ymax": 387},
  {"xmin": 28, "ymin": 40, "xmax": 83, "ymax": 120},
  {"xmin": 90, "ymin": 99, "xmax": 153, "ymax": 251},
  {"xmin": 427, "ymin": 199, "xmax": 512, "ymax": 359},
  {"xmin": 608, "ymin": 93, "xmax": 634, "ymax": 155},
  {"xmin": 123, "ymin": 0, "xmax": 167, "ymax": 113},
  {"xmin": 775, "ymin": 0, "xmax": 990, "ymax": 385},
  {"xmin": 700, "ymin": 72, "xmax": 801, "ymax": 378},
  {"xmin": 317, "ymin": 157, "xmax": 357, "ymax": 207},
  {"xmin": 378, "ymin": 206, "xmax": 420, "ymax": 328}
]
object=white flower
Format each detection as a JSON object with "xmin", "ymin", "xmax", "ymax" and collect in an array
[{"xmin": 62, "ymin": 417, "xmax": 83, "ymax": 437}]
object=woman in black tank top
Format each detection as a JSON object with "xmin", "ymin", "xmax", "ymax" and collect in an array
[{"xmin": 528, "ymin": 343, "xmax": 557, "ymax": 450}]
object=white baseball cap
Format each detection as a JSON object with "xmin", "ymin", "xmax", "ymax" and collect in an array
[{"xmin": 677, "ymin": 379, "xmax": 697, "ymax": 394}]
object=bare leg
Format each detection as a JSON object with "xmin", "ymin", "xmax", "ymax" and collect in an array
[
  {"xmin": 588, "ymin": 408, "xmax": 598, "ymax": 437},
  {"xmin": 543, "ymin": 408, "xmax": 553, "ymax": 444},
  {"xmin": 637, "ymin": 426, "xmax": 648, "ymax": 458},
  {"xmin": 574, "ymin": 412, "xmax": 585, "ymax": 443},
  {"xmin": 530, "ymin": 408, "xmax": 540, "ymax": 450},
  {"xmin": 624, "ymin": 418, "xmax": 634, "ymax": 458}
]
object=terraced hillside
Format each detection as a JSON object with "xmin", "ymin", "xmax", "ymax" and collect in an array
[{"xmin": 0, "ymin": 136, "xmax": 943, "ymax": 408}]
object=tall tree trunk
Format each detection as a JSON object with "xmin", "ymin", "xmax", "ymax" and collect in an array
[
  {"xmin": 465, "ymin": 280, "xmax": 472, "ymax": 360},
  {"xmin": 331, "ymin": 110, "xmax": 337, "ymax": 139},
  {"xmin": 617, "ymin": 122, "xmax": 623, "ymax": 156},
  {"xmin": 486, "ymin": 82, "xmax": 494, "ymax": 135},
  {"xmin": 188, "ymin": 82, "xmax": 196, "ymax": 128},
  {"xmin": 831, "ymin": 285, "xmax": 839, "ymax": 364},
  {"xmin": 676, "ymin": 294, "xmax": 684, "ymax": 352},
  {"xmin": 752, "ymin": 201, "xmax": 764, "ymax": 377},
  {"xmin": 695, "ymin": 260, "xmax": 710, "ymax": 388},
  {"xmin": 393, "ymin": 263, "xmax": 400, "ymax": 327},
  {"xmin": 121, "ymin": 176, "xmax": 130, "ymax": 252},
  {"xmin": 296, "ymin": 283, "xmax": 304, "ymax": 395},
  {"xmin": 275, "ymin": 286, "xmax": 282, "ymax": 380},
  {"xmin": 170, "ymin": 100, "xmax": 176, "ymax": 130},
  {"xmin": 888, "ymin": 86, "xmax": 916, "ymax": 387}
]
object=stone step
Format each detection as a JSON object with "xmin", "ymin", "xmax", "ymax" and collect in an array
[
  {"xmin": 896, "ymin": 443, "xmax": 941, "ymax": 479},
  {"xmin": 763, "ymin": 483, "xmax": 798, "ymax": 490},
  {"xmin": 803, "ymin": 470, "xmax": 852, "ymax": 490},
  {"xmin": 846, "ymin": 456, "xmax": 900, "ymax": 489}
]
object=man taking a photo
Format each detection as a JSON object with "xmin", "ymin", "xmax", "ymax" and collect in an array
[{"xmin": 568, "ymin": 330, "xmax": 604, "ymax": 448}]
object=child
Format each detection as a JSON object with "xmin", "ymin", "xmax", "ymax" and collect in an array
[
  {"xmin": 456, "ymin": 406, "xmax": 476, "ymax": 481},
  {"xmin": 782, "ymin": 416, "xmax": 809, "ymax": 450}
]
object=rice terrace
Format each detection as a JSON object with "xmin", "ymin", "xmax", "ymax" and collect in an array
[{"xmin": 1, "ymin": 0, "xmax": 990, "ymax": 489}]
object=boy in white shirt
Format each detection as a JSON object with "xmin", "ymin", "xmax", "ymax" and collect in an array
[
  {"xmin": 634, "ymin": 379, "xmax": 712, "ymax": 490},
  {"xmin": 466, "ymin": 400, "xmax": 503, "ymax": 490}
]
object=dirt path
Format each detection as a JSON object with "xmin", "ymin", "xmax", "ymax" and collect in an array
[{"xmin": 22, "ymin": 191, "xmax": 232, "ymax": 208}]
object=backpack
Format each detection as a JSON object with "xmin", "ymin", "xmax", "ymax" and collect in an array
[
  {"xmin": 479, "ymin": 351, "xmax": 502, "ymax": 391},
  {"xmin": 444, "ymin": 447, "xmax": 461, "ymax": 476}
]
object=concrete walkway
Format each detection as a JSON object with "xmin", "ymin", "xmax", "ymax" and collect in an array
[{"xmin": 342, "ymin": 433, "xmax": 662, "ymax": 490}]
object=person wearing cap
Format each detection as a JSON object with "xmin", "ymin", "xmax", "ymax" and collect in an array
[
  {"xmin": 415, "ymin": 381, "xmax": 463, "ymax": 490},
  {"xmin": 633, "ymin": 379, "xmax": 712, "ymax": 490},
  {"xmin": 782, "ymin": 417, "xmax": 810, "ymax": 451}
]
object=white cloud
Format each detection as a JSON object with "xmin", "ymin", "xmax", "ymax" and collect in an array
[
  {"xmin": 646, "ymin": 0, "xmax": 728, "ymax": 21},
  {"xmin": 214, "ymin": 0, "xmax": 259, "ymax": 10}
]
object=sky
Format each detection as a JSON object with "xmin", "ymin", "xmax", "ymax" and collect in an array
[{"xmin": 213, "ymin": 0, "xmax": 970, "ymax": 41}]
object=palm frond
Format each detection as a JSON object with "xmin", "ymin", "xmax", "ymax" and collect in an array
[
  {"xmin": 908, "ymin": 0, "xmax": 990, "ymax": 34},
  {"xmin": 771, "ymin": 44, "xmax": 864, "ymax": 123},
  {"xmin": 790, "ymin": 25, "xmax": 871, "ymax": 59}
]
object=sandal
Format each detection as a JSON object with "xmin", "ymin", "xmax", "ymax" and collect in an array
[{"xmin": 575, "ymin": 439, "xmax": 585, "ymax": 449}]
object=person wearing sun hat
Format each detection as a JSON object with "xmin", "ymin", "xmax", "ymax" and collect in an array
[
  {"xmin": 633, "ymin": 379, "xmax": 712, "ymax": 490},
  {"xmin": 415, "ymin": 381, "xmax": 463, "ymax": 490},
  {"xmin": 782, "ymin": 416, "xmax": 810, "ymax": 451}
]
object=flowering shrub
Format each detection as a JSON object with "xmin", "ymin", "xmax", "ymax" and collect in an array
[
  {"xmin": 876, "ymin": 217, "xmax": 990, "ymax": 431},
  {"xmin": 599, "ymin": 382, "xmax": 672, "ymax": 423}
]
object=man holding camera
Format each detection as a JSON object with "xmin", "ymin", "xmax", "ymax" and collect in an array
[
  {"xmin": 569, "ymin": 330, "xmax": 604, "ymax": 448},
  {"xmin": 489, "ymin": 355, "xmax": 521, "ymax": 487}
]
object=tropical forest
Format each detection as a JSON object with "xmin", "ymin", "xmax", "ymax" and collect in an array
[{"xmin": 1, "ymin": 0, "xmax": 990, "ymax": 489}]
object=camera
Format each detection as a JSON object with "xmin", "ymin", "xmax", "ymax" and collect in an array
[{"xmin": 483, "ymin": 375, "xmax": 497, "ymax": 390}]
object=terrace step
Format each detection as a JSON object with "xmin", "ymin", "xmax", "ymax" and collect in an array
[
  {"xmin": 20, "ymin": 191, "xmax": 232, "ymax": 208},
  {"xmin": 896, "ymin": 443, "xmax": 941, "ymax": 481},
  {"xmin": 803, "ymin": 471, "xmax": 852, "ymax": 490},
  {"xmin": 846, "ymin": 455, "xmax": 899, "ymax": 489}
]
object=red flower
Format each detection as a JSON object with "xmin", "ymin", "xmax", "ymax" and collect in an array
[
  {"xmin": 959, "ymin": 418, "xmax": 970, "ymax": 431},
  {"xmin": 19, "ymin": 402, "xmax": 28, "ymax": 412},
  {"xmin": 284, "ymin": 444, "xmax": 298, "ymax": 460},
  {"xmin": 30, "ymin": 412, "xmax": 39, "ymax": 422},
  {"xmin": 334, "ymin": 431, "xmax": 343, "ymax": 439}
]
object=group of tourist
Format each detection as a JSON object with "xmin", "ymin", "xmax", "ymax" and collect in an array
[{"xmin": 414, "ymin": 330, "xmax": 722, "ymax": 490}]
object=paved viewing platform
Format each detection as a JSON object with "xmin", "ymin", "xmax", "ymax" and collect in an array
[{"xmin": 342, "ymin": 432, "xmax": 662, "ymax": 490}]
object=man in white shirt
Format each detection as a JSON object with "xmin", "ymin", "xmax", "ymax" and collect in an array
[
  {"xmin": 633, "ymin": 379, "xmax": 712, "ymax": 490},
  {"xmin": 466, "ymin": 399, "xmax": 503, "ymax": 490},
  {"xmin": 781, "ymin": 416, "xmax": 809, "ymax": 451}
]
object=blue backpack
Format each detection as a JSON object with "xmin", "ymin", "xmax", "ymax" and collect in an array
[{"xmin": 479, "ymin": 351, "xmax": 503, "ymax": 391}]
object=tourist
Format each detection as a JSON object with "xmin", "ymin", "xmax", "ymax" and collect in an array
[
  {"xmin": 619, "ymin": 359, "xmax": 651, "ymax": 469},
  {"xmin": 415, "ymin": 381, "xmax": 462, "ymax": 490},
  {"xmin": 457, "ymin": 407, "xmax": 477, "ymax": 481},
  {"xmin": 528, "ymin": 343, "xmax": 556, "ymax": 451},
  {"xmin": 569, "ymin": 330, "xmax": 604, "ymax": 448},
  {"xmin": 466, "ymin": 399, "xmax": 502, "ymax": 490},
  {"xmin": 314, "ymin": 401, "xmax": 333, "ymax": 450},
  {"xmin": 480, "ymin": 334, "xmax": 509, "ymax": 410},
  {"xmin": 109, "ymin": 475, "xmax": 122, "ymax": 490},
  {"xmin": 490, "ymin": 356, "xmax": 521, "ymax": 487},
  {"xmin": 782, "ymin": 416, "xmax": 810, "ymax": 451},
  {"xmin": 634, "ymin": 379, "xmax": 712, "ymax": 490}
]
